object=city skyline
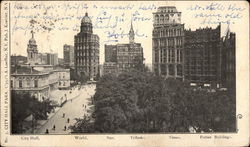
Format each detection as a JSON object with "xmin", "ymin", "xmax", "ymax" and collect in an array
[
  {"xmin": 8, "ymin": 1, "xmax": 239, "ymax": 136},
  {"xmin": 10, "ymin": 1, "xmax": 242, "ymax": 64}
]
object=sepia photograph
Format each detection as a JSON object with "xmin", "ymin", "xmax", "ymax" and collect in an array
[{"xmin": 1, "ymin": 0, "xmax": 249, "ymax": 146}]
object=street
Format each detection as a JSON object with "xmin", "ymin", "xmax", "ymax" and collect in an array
[{"xmin": 35, "ymin": 84, "xmax": 96, "ymax": 134}]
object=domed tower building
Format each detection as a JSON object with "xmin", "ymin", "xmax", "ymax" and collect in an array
[
  {"xmin": 74, "ymin": 13, "xmax": 100, "ymax": 80},
  {"xmin": 27, "ymin": 30, "xmax": 38, "ymax": 65}
]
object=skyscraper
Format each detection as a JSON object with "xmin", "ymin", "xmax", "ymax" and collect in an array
[
  {"xmin": 63, "ymin": 44, "xmax": 74, "ymax": 67},
  {"xmin": 184, "ymin": 26, "xmax": 221, "ymax": 87},
  {"xmin": 74, "ymin": 13, "xmax": 100, "ymax": 79},
  {"xmin": 221, "ymin": 29, "xmax": 236, "ymax": 91},
  {"xmin": 103, "ymin": 22, "xmax": 144, "ymax": 75},
  {"xmin": 152, "ymin": 6, "xmax": 184, "ymax": 80}
]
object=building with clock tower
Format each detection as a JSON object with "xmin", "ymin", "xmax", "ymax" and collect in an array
[{"xmin": 103, "ymin": 22, "xmax": 144, "ymax": 75}]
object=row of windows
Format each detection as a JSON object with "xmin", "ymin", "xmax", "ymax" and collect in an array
[
  {"xmin": 11, "ymin": 80, "xmax": 38, "ymax": 88},
  {"xmin": 75, "ymin": 36, "xmax": 99, "ymax": 42},
  {"xmin": 59, "ymin": 81, "xmax": 67, "ymax": 86},
  {"xmin": 156, "ymin": 64, "xmax": 183, "ymax": 76},
  {"xmin": 75, "ymin": 46, "xmax": 99, "ymax": 50},
  {"xmin": 76, "ymin": 52, "xmax": 98, "ymax": 56},
  {"xmin": 154, "ymin": 17, "xmax": 180, "ymax": 24},
  {"xmin": 154, "ymin": 38, "xmax": 183, "ymax": 47},
  {"xmin": 59, "ymin": 73, "xmax": 66, "ymax": 79},
  {"xmin": 118, "ymin": 64, "xmax": 135, "ymax": 68},
  {"xmin": 77, "ymin": 67, "xmax": 97, "ymax": 74},
  {"xmin": 185, "ymin": 72, "xmax": 217, "ymax": 75},
  {"xmin": 159, "ymin": 49, "xmax": 183, "ymax": 63},
  {"xmin": 153, "ymin": 28, "xmax": 183, "ymax": 37}
]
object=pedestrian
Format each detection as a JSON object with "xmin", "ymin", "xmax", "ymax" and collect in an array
[
  {"xmin": 85, "ymin": 105, "xmax": 86, "ymax": 109},
  {"xmin": 64, "ymin": 125, "xmax": 67, "ymax": 131},
  {"xmin": 62, "ymin": 113, "xmax": 65, "ymax": 118},
  {"xmin": 53, "ymin": 125, "xmax": 56, "ymax": 130},
  {"xmin": 45, "ymin": 129, "xmax": 49, "ymax": 134},
  {"xmin": 67, "ymin": 118, "xmax": 70, "ymax": 123}
]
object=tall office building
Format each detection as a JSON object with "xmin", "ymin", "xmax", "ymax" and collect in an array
[
  {"xmin": 74, "ymin": 13, "xmax": 100, "ymax": 79},
  {"xmin": 152, "ymin": 6, "xmax": 184, "ymax": 80},
  {"xmin": 63, "ymin": 44, "xmax": 74, "ymax": 67},
  {"xmin": 104, "ymin": 22, "xmax": 144, "ymax": 75},
  {"xmin": 105, "ymin": 44, "xmax": 117, "ymax": 62},
  {"xmin": 47, "ymin": 53, "xmax": 58, "ymax": 66},
  {"xmin": 184, "ymin": 26, "xmax": 221, "ymax": 87},
  {"xmin": 221, "ymin": 29, "xmax": 236, "ymax": 91}
]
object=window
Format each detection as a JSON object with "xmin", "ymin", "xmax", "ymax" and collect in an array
[
  {"xmin": 169, "ymin": 64, "xmax": 174, "ymax": 75},
  {"xmin": 171, "ymin": 50, "xmax": 175, "ymax": 63},
  {"xmin": 27, "ymin": 80, "xmax": 30, "ymax": 87},
  {"xmin": 34, "ymin": 80, "xmax": 38, "ymax": 88},
  {"xmin": 177, "ymin": 65, "xmax": 182, "ymax": 76},
  {"xmin": 19, "ymin": 80, "xmax": 22, "ymax": 88},
  {"xmin": 11, "ymin": 80, "xmax": 13, "ymax": 88},
  {"xmin": 180, "ymin": 50, "xmax": 183, "ymax": 62}
]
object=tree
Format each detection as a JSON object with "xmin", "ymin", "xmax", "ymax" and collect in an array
[
  {"xmin": 69, "ymin": 116, "xmax": 94, "ymax": 133},
  {"xmin": 11, "ymin": 91, "xmax": 55, "ymax": 133}
]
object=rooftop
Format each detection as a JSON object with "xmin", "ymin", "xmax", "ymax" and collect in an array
[
  {"xmin": 81, "ymin": 12, "xmax": 92, "ymax": 24},
  {"xmin": 156, "ymin": 6, "xmax": 179, "ymax": 13},
  {"xmin": 11, "ymin": 66, "xmax": 40, "ymax": 75}
]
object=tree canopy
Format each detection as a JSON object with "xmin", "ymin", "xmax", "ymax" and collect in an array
[
  {"xmin": 11, "ymin": 91, "xmax": 55, "ymax": 133},
  {"xmin": 70, "ymin": 70, "xmax": 236, "ymax": 133}
]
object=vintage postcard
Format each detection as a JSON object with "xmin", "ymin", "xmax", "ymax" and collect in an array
[{"xmin": 1, "ymin": 0, "xmax": 249, "ymax": 146}]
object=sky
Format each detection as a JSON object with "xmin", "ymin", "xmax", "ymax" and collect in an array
[{"xmin": 10, "ymin": 1, "xmax": 248, "ymax": 64}]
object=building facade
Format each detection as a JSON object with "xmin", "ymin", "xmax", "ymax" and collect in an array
[
  {"xmin": 103, "ymin": 62, "xmax": 118, "ymax": 76},
  {"xmin": 221, "ymin": 30, "xmax": 236, "ymax": 91},
  {"xmin": 103, "ymin": 22, "xmax": 144, "ymax": 75},
  {"xmin": 152, "ymin": 6, "xmax": 185, "ymax": 80},
  {"xmin": 74, "ymin": 12, "xmax": 100, "ymax": 80},
  {"xmin": 105, "ymin": 45, "xmax": 117, "ymax": 62},
  {"xmin": 47, "ymin": 53, "xmax": 58, "ymax": 66},
  {"xmin": 56, "ymin": 68, "xmax": 70, "ymax": 89},
  {"xmin": 11, "ymin": 65, "xmax": 72, "ymax": 101},
  {"xmin": 11, "ymin": 67, "xmax": 51, "ymax": 101},
  {"xmin": 63, "ymin": 44, "xmax": 74, "ymax": 67},
  {"xmin": 184, "ymin": 25, "xmax": 221, "ymax": 87},
  {"xmin": 116, "ymin": 43, "xmax": 144, "ymax": 74}
]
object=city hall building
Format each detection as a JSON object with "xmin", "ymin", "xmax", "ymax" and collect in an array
[
  {"xmin": 152, "ymin": 6, "xmax": 185, "ymax": 80},
  {"xmin": 74, "ymin": 13, "xmax": 100, "ymax": 80}
]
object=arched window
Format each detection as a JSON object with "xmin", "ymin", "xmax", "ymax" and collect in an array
[
  {"xmin": 19, "ymin": 80, "xmax": 22, "ymax": 88},
  {"xmin": 155, "ymin": 15, "xmax": 159, "ymax": 23},
  {"xmin": 160, "ymin": 15, "xmax": 164, "ymax": 23}
]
